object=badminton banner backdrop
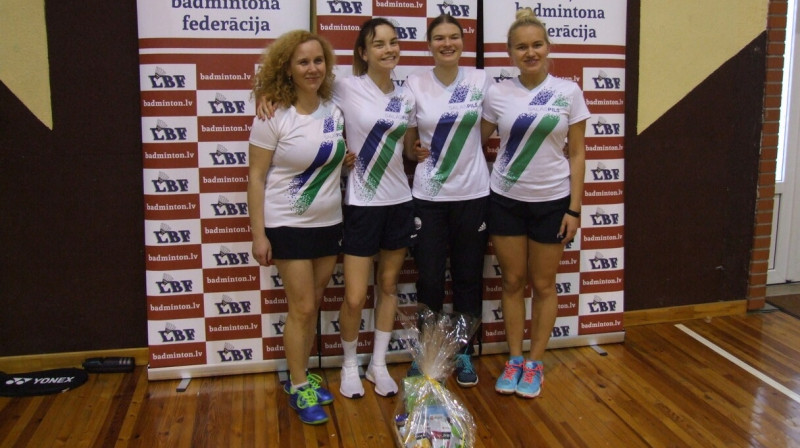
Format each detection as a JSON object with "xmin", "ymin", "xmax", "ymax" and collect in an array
[
  {"xmin": 480, "ymin": 0, "xmax": 627, "ymax": 354},
  {"xmin": 138, "ymin": 1, "xmax": 312, "ymax": 380},
  {"xmin": 139, "ymin": 0, "xmax": 624, "ymax": 381}
]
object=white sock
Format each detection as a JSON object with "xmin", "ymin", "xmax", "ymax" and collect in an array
[
  {"xmin": 342, "ymin": 337, "xmax": 358, "ymax": 367},
  {"xmin": 371, "ymin": 329, "xmax": 392, "ymax": 366},
  {"xmin": 290, "ymin": 380, "xmax": 309, "ymax": 392}
]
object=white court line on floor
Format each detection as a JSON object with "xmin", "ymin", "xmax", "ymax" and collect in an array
[{"xmin": 675, "ymin": 323, "xmax": 800, "ymax": 405}]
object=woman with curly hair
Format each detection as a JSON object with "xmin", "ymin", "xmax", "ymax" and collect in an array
[{"xmin": 248, "ymin": 30, "xmax": 346, "ymax": 425}]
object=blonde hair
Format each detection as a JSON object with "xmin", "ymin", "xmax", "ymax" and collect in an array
[
  {"xmin": 507, "ymin": 7, "xmax": 551, "ymax": 48},
  {"xmin": 252, "ymin": 30, "xmax": 336, "ymax": 107}
]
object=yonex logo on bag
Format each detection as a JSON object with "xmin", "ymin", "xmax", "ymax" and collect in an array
[{"xmin": 7, "ymin": 376, "xmax": 75, "ymax": 385}]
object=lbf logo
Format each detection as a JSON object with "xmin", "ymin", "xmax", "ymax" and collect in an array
[
  {"xmin": 152, "ymin": 172, "xmax": 190, "ymax": 193},
  {"xmin": 591, "ymin": 117, "xmax": 621, "ymax": 136},
  {"xmin": 589, "ymin": 252, "xmax": 619, "ymax": 270},
  {"xmin": 551, "ymin": 326, "xmax": 570, "ymax": 337},
  {"xmin": 272, "ymin": 316, "xmax": 286, "ymax": 335},
  {"xmin": 555, "ymin": 282, "xmax": 572, "ymax": 294},
  {"xmin": 215, "ymin": 296, "xmax": 252, "ymax": 314},
  {"xmin": 218, "ymin": 342, "xmax": 254, "ymax": 362},
  {"xmin": 389, "ymin": 19, "xmax": 418, "ymax": 40},
  {"xmin": 156, "ymin": 273, "xmax": 193, "ymax": 294},
  {"xmin": 213, "ymin": 246, "xmax": 251, "ymax": 266},
  {"xmin": 154, "ymin": 223, "xmax": 191, "ymax": 244},
  {"xmin": 211, "ymin": 195, "xmax": 248, "ymax": 216},
  {"xmin": 397, "ymin": 291, "xmax": 417, "ymax": 305},
  {"xmin": 151, "ymin": 119, "xmax": 188, "ymax": 141},
  {"xmin": 326, "ymin": 0, "xmax": 362, "ymax": 14},
  {"xmin": 592, "ymin": 71, "xmax": 622, "ymax": 90},
  {"xmin": 493, "ymin": 69, "xmax": 515, "ymax": 84},
  {"xmin": 149, "ymin": 67, "xmax": 187, "ymax": 89},
  {"xmin": 437, "ymin": 2, "xmax": 470, "ymax": 17},
  {"xmin": 388, "ymin": 335, "xmax": 412, "ymax": 351},
  {"xmin": 158, "ymin": 322, "xmax": 197, "ymax": 342},
  {"xmin": 590, "ymin": 163, "xmax": 621, "ymax": 181},
  {"xmin": 209, "ymin": 93, "xmax": 246, "ymax": 115},
  {"xmin": 270, "ymin": 272, "xmax": 283, "ymax": 288},
  {"xmin": 330, "ymin": 318, "xmax": 365, "ymax": 333},
  {"xmin": 331, "ymin": 270, "xmax": 344, "ymax": 287},
  {"xmin": 590, "ymin": 207, "xmax": 620, "ymax": 226},
  {"xmin": 588, "ymin": 295, "xmax": 618, "ymax": 313},
  {"xmin": 394, "ymin": 26, "xmax": 418, "ymax": 40},
  {"xmin": 210, "ymin": 145, "xmax": 247, "ymax": 166},
  {"xmin": 491, "ymin": 305, "xmax": 503, "ymax": 321}
]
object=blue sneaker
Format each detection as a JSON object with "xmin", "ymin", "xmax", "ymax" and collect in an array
[
  {"xmin": 495, "ymin": 358, "xmax": 523, "ymax": 394},
  {"xmin": 515, "ymin": 360, "xmax": 544, "ymax": 398},
  {"xmin": 455, "ymin": 354, "xmax": 478, "ymax": 387},
  {"xmin": 283, "ymin": 374, "xmax": 334, "ymax": 405},
  {"xmin": 288, "ymin": 385, "xmax": 328, "ymax": 425}
]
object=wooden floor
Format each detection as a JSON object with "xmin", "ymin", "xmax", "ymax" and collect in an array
[{"xmin": 2, "ymin": 310, "xmax": 799, "ymax": 447}]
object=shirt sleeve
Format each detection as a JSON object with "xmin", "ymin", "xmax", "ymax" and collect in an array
[
  {"xmin": 482, "ymin": 83, "xmax": 500, "ymax": 124},
  {"xmin": 406, "ymin": 86, "xmax": 418, "ymax": 129},
  {"xmin": 248, "ymin": 113, "xmax": 279, "ymax": 151},
  {"xmin": 568, "ymin": 83, "xmax": 592, "ymax": 125}
]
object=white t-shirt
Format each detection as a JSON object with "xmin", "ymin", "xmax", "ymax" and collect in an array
[
  {"xmin": 406, "ymin": 67, "xmax": 491, "ymax": 201},
  {"xmin": 333, "ymin": 75, "xmax": 415, "ymax": 206},
  {"xmin": 249, "ymin": 101, "xmax": 346, "ymax": 228},
  {"xmin": 482, "ymin": 74, "xmax": 591, "ymax": 202}
]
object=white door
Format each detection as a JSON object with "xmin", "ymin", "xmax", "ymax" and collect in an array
[{"xmin": 769, "ymin": 0, "xmax": 800, "ymax": 284}]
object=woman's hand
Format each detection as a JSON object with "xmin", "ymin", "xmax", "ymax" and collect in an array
[
  {"xmin": 256, "ymin": 96, "xmax": 276, "ymax": 120},
  {"xmin": 558, "ymin": 214, "xmax": 580, "ymax": 244},
  {"xmin": 412, "ymin": 139, "xmax": 430, "ymax": 162},
  {"xmin": 252, "ymin": 236, "xmax": 273, "ymax": 266},
  {"xmin": 343, "ymin": 150, "xmax": 356, "ymax": 168}
]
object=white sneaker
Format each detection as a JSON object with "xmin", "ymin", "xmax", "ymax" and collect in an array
[
  {"xmin": 339, "ymin": 364, "xmax": 364, "ymax": 399},
  {"xmin": 365, "ymin": 362, "xmax": 398, "ymax": 397}
]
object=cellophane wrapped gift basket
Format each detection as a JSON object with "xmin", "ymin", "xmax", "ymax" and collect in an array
[{"xmin": 393, "ymin": 305, "xmax": 479, "ymax": 448}]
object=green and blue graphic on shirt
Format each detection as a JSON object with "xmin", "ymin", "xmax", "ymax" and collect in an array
[
  {"xmin": 288, "ymin": 115, "xmax": 345, "ymax": 214},
  {"xmin": 422, "ymin": 83, "xmax": 483, "ymax": 196},
  {"xmin": 496, "ymin": 88, "xmax": 565, "ymax": 192},
  {"xmin": 354, "ymin": 95, "xmax": 408, "ymax": 201}
]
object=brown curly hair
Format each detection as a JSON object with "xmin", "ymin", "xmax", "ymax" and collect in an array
[{"xmin": 252, "ymin": 30, "xmax": 336, "ymax": 107}]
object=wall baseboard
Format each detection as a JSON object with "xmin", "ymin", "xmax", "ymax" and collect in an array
[
  {"xmin": 624, "ymin": 300, "xmax": 747, "ymax": 326},
  {"xmin": 0, "ymin": 301, "xmax": 748, "ymax": 373},
  {"xmin": 0, "ymin": 347, "xmax": 149, "ymax": 373}
]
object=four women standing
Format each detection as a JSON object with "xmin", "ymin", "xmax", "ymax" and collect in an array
[{"xmin": 249, "ymin": 8, "xmax": 589, "ymax": 425}]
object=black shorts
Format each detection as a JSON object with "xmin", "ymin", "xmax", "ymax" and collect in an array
[
  {"xmin": 487, "ymin": 192, "xmax": 571, "ymax": 244},
  {"xmin": 264, "ymin": 224, "xmax": 343, "ymax": 259},
  {"xmin": 343, "ymin": 201, "xmax": 416, "ymax": 256}
]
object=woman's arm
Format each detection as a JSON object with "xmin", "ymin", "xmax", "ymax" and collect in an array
[
  {"xmin": 403, "ymin": 127, "xmax": 429, "ymax": 162},
  {"xmin": 559, "ymin": 120, "xmax": 587, "ymax": 243},
  {"xmin": 247, "ymin": 144, "xmax": 274, "ymax": 265},
  {"xmin": 480, "ymin": 119, "xmax": 498, "ymax": 146}
]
